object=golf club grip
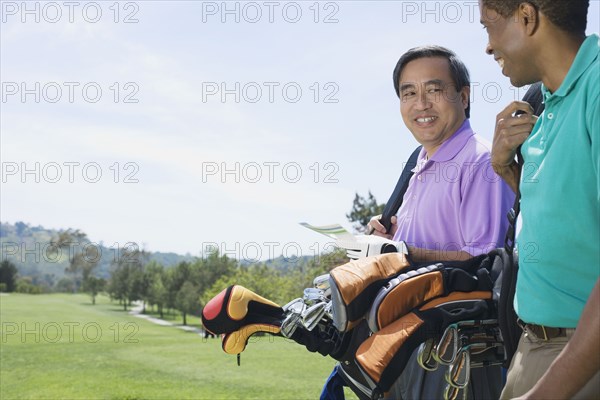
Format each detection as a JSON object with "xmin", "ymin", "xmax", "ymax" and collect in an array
[{"xmin": 378, "ymin": 146, "xmax": 422, "ymax": 234}]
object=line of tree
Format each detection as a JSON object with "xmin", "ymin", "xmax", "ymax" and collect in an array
[
  {"xmin": 0, "ymin": 260, "xmax": 18, "ymax": 292},
  {"xmin": 104, "ymin": 245, "xmax": 347, "ymax": 326},
  {"xmin": 2, "ymin": 191, "xmax": 378, "ymax": 325}
]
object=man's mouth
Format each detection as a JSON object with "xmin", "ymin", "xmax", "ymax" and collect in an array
[
  {"xmin": 416, "ymin": 116, "xmax": 437, "ymax": 123},
  {"xmin": 496, "ymin": 58, "xmax": 505, "ymax": 69}
]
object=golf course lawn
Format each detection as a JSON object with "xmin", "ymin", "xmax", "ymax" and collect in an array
[{"xmin": 0, "ymin": 293, "xmax": 358, "ymax": 399}]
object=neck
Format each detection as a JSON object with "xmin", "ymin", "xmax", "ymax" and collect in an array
[
  {"xmin": 423, "ymin": 118, "xmax": 467, "ymax": 158},
  {"xmin": 538, "ymin": 33, "xmax": 586, "ymax": 93},
  {"xmin": 424, "ymin": 146, "xmax": 438, "ymax": 159}
]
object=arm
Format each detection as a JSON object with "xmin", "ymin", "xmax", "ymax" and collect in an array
[
  {"xmin": 368, "ymin": 215, "xmax": 397, "ymax": 240},
  {"xmin": 514, "ymin": 279, "xmax": 600, "ymax": 399},
  {"xmin": 369, "ymin": 154, "xmax": 514, "ymax": 261},
  {"xmin": 493, "ymin": 161, "xmax": 521, "ymax": 195},
  {"xmin": 406, "ymin": 247, "xmax": 472, "ymax": 262},
  {"xmin": 491, "ymin": 101, "xmax": 537, "ymax": 193},
  {"xmin": 368, "ymin": 216, "xmax": 471, "ymax": 261}
]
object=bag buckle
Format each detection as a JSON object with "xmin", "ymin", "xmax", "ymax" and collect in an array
[{"xmin": 504, "ymin": 208, "xmax": 517, "ymax": 252}]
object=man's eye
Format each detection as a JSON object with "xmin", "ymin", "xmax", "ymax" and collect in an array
[
  {"xmin": 427, "ymin": 88, "xmax": 442, "ymax": 93},
  {"xmin": 402, "ymin": 92, "xmax": 416, "ymax": 98}
]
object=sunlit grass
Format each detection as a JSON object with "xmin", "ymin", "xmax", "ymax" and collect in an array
[{"xmin": 1, "ymin": 293, "xmax": 358, "ymax": 399}]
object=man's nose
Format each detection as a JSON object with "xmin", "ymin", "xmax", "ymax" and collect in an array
[
  {"xmin": 485, "ymin": 43, "xmax": 493, "ymax": 55},
  {"xmin": 416, "ymin": 91, "xmax": 432, "ymax": 109}
]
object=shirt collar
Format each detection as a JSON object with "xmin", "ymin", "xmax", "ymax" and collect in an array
[
  {"xmin": 542, "ymin": 34, "xmax": 599, "ymax": 101},
  {"xmin": 415, "ymin": 119, "xmax": 474, "ymax": 166}
]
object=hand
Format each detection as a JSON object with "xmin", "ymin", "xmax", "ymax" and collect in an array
[
  {"xmin": 367, "ymin": 215, "xmax": 398, "ymax": 240},
  {"xmin": 491, "ymin": 101, "xmax": 538, "ymax": 174},
  {"xmin": 336, "ymin": 235, "xmax": 407, "ymax": 260}
]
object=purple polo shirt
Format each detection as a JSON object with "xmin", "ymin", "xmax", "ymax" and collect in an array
[{"xmin": 393, "ymin": 120, "xmax": 514, "ymax": 256}]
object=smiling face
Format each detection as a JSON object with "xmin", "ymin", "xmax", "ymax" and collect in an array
[
  {"xmin": 479, "ymin": 1, "xmax": 539, "ymax": 87},
  {"xmin": 398, "ymin": 57, "xmax": 469, "ymax": 156}
]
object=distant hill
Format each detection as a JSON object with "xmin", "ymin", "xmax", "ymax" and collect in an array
[
  {"xmin": 0, "ymin": 221, "xmax": 318, "ymax": 289},
  {"xmin": 239, "ymin": 254, "xmax": 312, "ymax": 272},
  {"xmin": 0, "ymin": 221, "xmax": 195, "ymax": 287}
]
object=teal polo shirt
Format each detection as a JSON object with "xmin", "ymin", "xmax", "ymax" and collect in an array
[{"xmin": 515, "ymin": 34, "xmax": 600, "ymax": 328}]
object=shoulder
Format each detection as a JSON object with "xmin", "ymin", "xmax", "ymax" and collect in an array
[
  {"xmin": 454, "ymin": 133, "xmax": 492, "ymax": 165},
  {"xmin": 578, "ymin": 41, "xmax": 599, "ymax": 100},
  {"xmin": 579, "ymin": 55, "xmax": 599, "ymax": 135}
]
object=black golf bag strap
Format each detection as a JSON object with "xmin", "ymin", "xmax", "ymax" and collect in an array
[
  {"xmin": 504, "ymin": 149, "xmax": 523, "ymax": 254},
  {"xmin": 499, "ymin": 144, "xmax": 526, "ymax": 368},
  {"xmin": 499, "ymin": 82, "xmax": 545, "ymax": 367},
  {"xmin": 523, "ymin": 81, "xmax": 545, "ymax": 117},
  {"xmin": 378, "ymin": 146, "xmax": 422, "ymax": 233},
  {"xmin": 505, "ymin": 82, "xmax": 543, "ymax": 252}
]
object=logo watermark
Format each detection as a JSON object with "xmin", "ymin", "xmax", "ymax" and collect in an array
[
  {"xmin": 1, "ymin": 241, "xmax": 142, "ymax": 264},
  {"xmin": 1, "ymin": 321, "xmax": 139, "ymax": 343},
  {"xmin": 200, "ymin": 1, "xmax": 339, "ymax": 24},
  {"xmin": 1, "ymin": 82, "xmax": 140, "ymax": 104},
  {"xmin": 201, "ymin": 161, "xmax": 340, "ymax": 184},
  {"xmin": 201, "ymin": 82, "xmax": 339, "ymax": 104},
  {"xmin": 2, "ymin": 162, "xmax": 140, "ymax": 184},
  {"xmin": 400, "ymin": 1, "xmax": 479, "ymax": 24},
  {"xmin": 201, "ymin": 241, "xmax": 337, "ymax": 264},
  {"xmin": 1, "ymin": 1, "xmax": 140, "ymax": 23}
]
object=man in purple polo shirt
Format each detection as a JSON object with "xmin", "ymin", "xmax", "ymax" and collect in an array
[
  {"xmin": 364, "ymin": 46, "xmax": 514, "ymax": 399},
  {"xmin": 368, "ymin": 49, "xmax": 514, "ymax": 263}
]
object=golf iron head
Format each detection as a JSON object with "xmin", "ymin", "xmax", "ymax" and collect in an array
[
  {"xmin": 281, "ymin": 312, "xmax": 302, "ymax": 338},
  {"xmin": 280, "ymin": 298, "xmax": 306, "ymax": 338},
  {"xmin": 417, "ymin": 338, "xmax": 439, "ymax": 372},
  {"xmin": 282, "ymin": 298, "xmax": 305, "ymax": 314},
  {"xmin": 444, "ymin": 384, "xmax": 467, "ymax": 400},
  {"xmin": 446, "ymin": 348, "xmax": 470, "ymax": 389},
  {"xmin": 313, "ymin": 274, "xmax": 331, "ymax": 291},
  {"xmin": 302, "ymin": 301, "xmax": 328, "ymax": 331},
  {"xmin": 303, "ymin": 287, "xmax": 328, "ymax": 305},
  {"xmin": 434, "ymin": 325, "xmax": 460, "ymax": 365}
]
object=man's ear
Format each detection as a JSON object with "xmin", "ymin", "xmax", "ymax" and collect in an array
[
  {"xmin": 519, "ymin": 2, "xmax": 539, "ymax": 36},
  {"xmin": 460, "ymin": 86, "xmax": 470, "ymax": 110}
]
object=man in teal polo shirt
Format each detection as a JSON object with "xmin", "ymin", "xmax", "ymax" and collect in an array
[{"xmin": 479, "ymin": 0, "xmax": 599, "ymax": 398}]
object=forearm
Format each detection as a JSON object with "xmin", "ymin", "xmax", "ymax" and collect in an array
[
  {"xmin": 518, "ymin": 279, "xmax": 600, "ymax": 399},
  {"xmin": 492, "ymin": 160, "xmax": 521, "ymax": 194},
  {"xmin": 407, "ymin": 247, "xmax": 472, "ymax": 262}
]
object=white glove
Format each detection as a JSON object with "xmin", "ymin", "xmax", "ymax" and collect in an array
[{"xmin": 335, "ymin": 235, "xmax": 408, "ymax": 260}]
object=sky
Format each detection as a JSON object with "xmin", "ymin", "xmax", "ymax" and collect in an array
[{"xmin": 1, "ymin": 1, "xmax": 599, "ymax": 262}]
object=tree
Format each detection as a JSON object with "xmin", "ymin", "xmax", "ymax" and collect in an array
[
  {"xmin": 15, "ymin": 221, "xmax": 28, "ymax": 237},
  {"xmin": 346, "ymin": 191, "xmax": 385, "ymax": 233},
  {"xmin": 0, "ymin": 260, "xmax": 18, "ymax": 292},
  {"xmin": 51, "ymin": 229, "xmax": 99, "ymax": 293},
  {"xmin": 54, "ymin": 278, "xmax": 74, "ymax": 293},
  {"xmin": 15, "ymin": 276, "xmax": 42, "ymax": 294},
  {"xmin": 176, "ymin": 281, "xmax": 200, "ymax": 326},
  {"xmin": 148, "ymin": 274, "xmax": 168, "ymax": 318},
  {"xmin": 107, "ymin": 262, "xmax": 130, "ymax": 309},
  {"xmin": 106, "ymin": 246, "xmax": 149, "ymax": 311},
  {"xmin": 195, "ymin": 250, "xmax": 237, "ymax": 296},
  {"xmin": 144, "ymin": 261, "xmax": 167, "ymax": 318},
  {"xmin": 83, "ymin": 276, "xmax": 106, "ymax": 305},
  {"xmin": 167, "ymin": 261, "xmax": 192, "ymax": 312}
]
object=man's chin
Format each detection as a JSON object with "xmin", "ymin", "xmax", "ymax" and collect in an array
[
  {"xmin": 508, "ymin": 74, "xmax": 538, "ymax": 88},
  {"xmin": 510, "ymin": 77, "xmax": 527, "ymax": 88}
]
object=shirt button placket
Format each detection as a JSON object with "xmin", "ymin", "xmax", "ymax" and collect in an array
[{"xmin": 541, "ymin": 110, "xmax": 555, "ymax": 149}]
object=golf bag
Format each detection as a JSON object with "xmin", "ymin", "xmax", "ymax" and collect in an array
[{"xmin": 202, "ymin": 249, "xmax": 513, "ymax": 399}]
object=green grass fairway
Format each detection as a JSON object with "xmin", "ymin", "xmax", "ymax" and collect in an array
[{"xmin": 0, "ymin": 293, "xmax": 358, "ymax": 399}]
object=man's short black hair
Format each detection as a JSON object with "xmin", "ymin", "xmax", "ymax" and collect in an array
[
  {"xmin": 481, "ymin": 0, "xmax": 589, "ymax": 36},
  {"xmin": 392, "ymin": 45, "xmax": 471, "ymax": 118}
]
